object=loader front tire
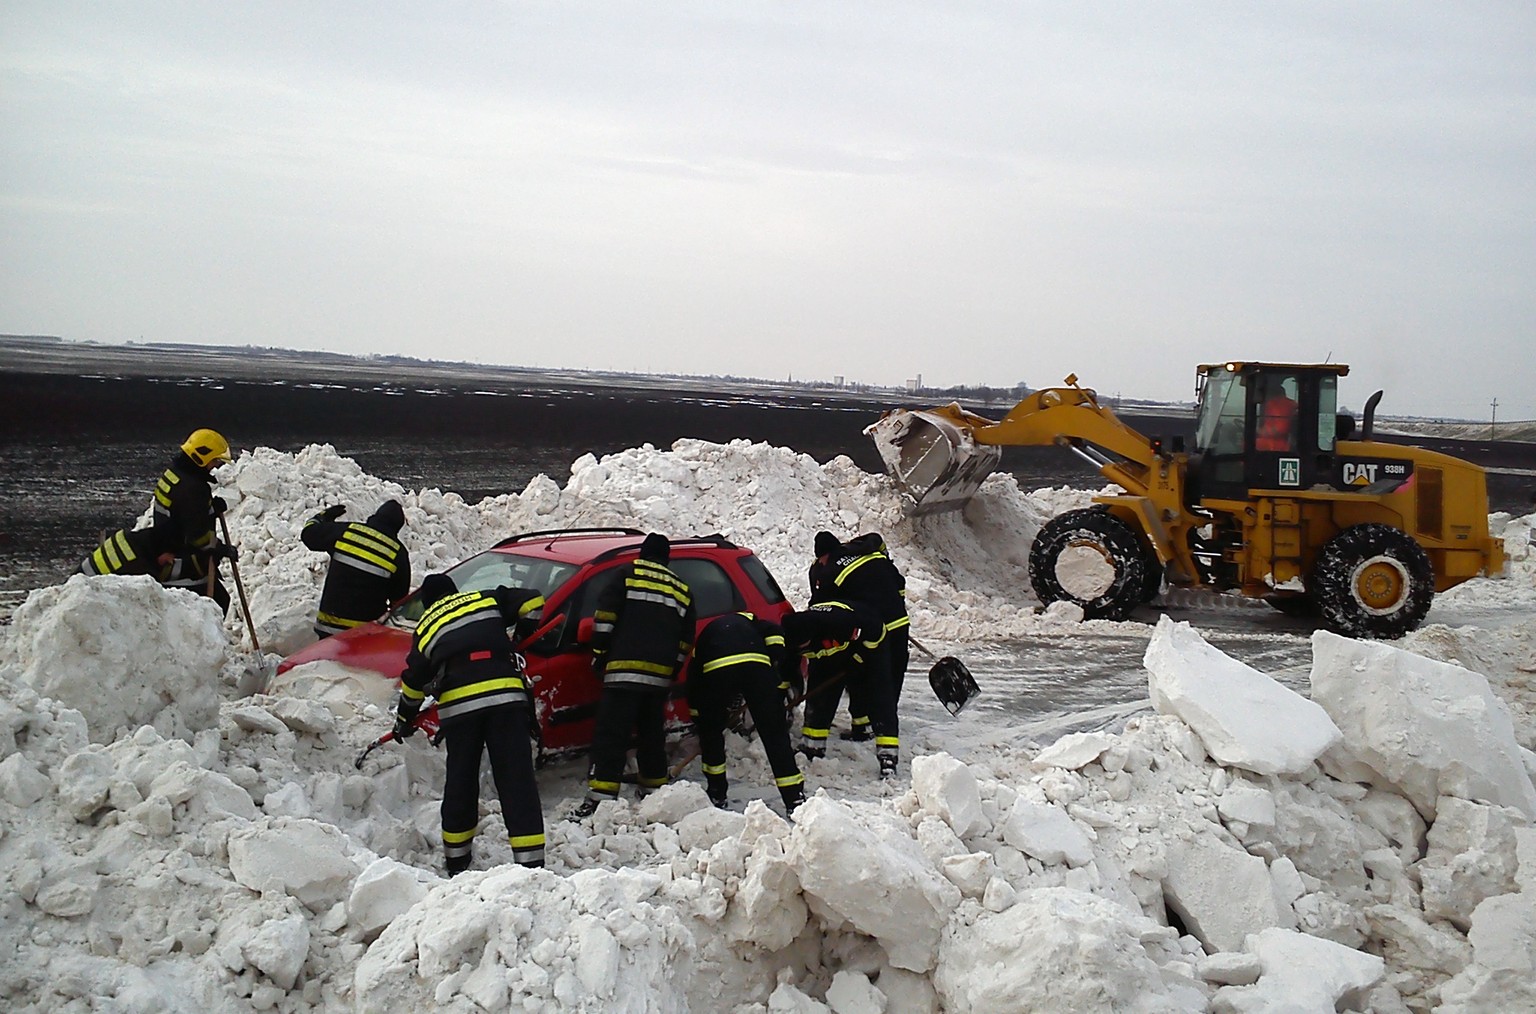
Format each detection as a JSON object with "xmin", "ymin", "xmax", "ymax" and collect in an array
[
  {"xmin": 1313, "ymin": 524, "xmax": 1434, "ymax": 639},
  {"xmin": 1029, "ymin": 508, "xmax": 1148, "ymax": 621}
]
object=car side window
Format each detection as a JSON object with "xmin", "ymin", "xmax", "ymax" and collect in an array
[{"xmin": 670, "ymin": 559, "xmax": 743, "ymax": 618}]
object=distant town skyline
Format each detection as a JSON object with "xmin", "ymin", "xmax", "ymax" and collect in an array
[{"xmin": 3, "ymin": 4, "xmax": 1532, "ymax": 417}]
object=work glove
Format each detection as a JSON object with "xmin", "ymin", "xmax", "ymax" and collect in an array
[
  {"xmin": 392, "ymin": 713, "xmax": 417, "ymax": 741},
  {"xmin": 210, "ymin": 496, "xmax": 228, "ymax": 516},
  {"xmin": 214, "ymin": 543, "xmax": 239, "ymax": 562},
  {"xmin": 320, "ymin": 504, "xmax": 346, "ymax": 521},
  {"xmin": 706, "ymin": 772, "xmax": 729, "ymax": 809}
]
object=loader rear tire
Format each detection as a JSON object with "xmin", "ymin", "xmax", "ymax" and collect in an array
[
  {"xmin": 1029, "ymin": 508, "xmax": 1148, "ymax": 621},
  {"xmin": 1313, "ymin": 523, "xmax": 1434, "ymax": 639}
]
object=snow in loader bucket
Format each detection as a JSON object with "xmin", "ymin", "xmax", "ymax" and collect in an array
[{"xmin": 865, "ymin": 407, "xmax": 1003, "ymax": 516}]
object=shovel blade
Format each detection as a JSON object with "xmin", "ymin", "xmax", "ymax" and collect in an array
[{"xmin": 928, "ymin": 656, "xmax": 980, "ymax": 716}]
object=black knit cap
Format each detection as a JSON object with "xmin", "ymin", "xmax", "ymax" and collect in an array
[
  {"xmin": 639, "ymin": 532, "xmax": 670, "ymax": 562},
  {"xmin": 813, "ymin": 531, "xmax": 839, "ymax": 559},
  {"xmin": 418, "ymin": 573, "xmax": 457, "ymax": 606}
]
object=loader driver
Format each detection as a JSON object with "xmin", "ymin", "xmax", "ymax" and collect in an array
[{"xmin": 1256, "ymin": 378, "xmax": 1299, "ymax": 453}]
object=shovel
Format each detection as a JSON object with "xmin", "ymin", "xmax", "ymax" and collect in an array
[
  {"xmin": 354, "ymin": 705, "xmax": 443, "ymax": 769},
  {"xmin": 910, "ymin": 634, "xmax": 980, "ymax": 716}
]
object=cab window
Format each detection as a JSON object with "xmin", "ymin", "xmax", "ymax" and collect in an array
[
  {"xmin": 1317, "ymin": 375, "xmax": 1338, "ymax": 451},
  {"xmin": 1195, "ymin": 369, "xmax": 1247, "ymax": 456}
]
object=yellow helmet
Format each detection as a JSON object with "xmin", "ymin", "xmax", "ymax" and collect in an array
[{"xmin": 181, "ymin": 428, "xmax": 232, "ymax": 468}]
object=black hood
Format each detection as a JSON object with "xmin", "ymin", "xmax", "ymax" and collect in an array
[
  {"xmin": 368, "ymin": 499, "xmax": 405, "ymax": 535},
  {"xmin": 418, "ymin": 573, "xmax": 456, "ymax": 606},
  {"xmin": 639, "ymin": 532, "xmax": 670, "ymax": 563}
]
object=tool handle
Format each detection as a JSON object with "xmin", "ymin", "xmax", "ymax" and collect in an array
[
  {"xmin": 907, "ymin": 632, "xmax": 940, "ymax": 662},
  {"xmin": 218, "ymin": 514, "xmax": 260, "ymax": 653}
]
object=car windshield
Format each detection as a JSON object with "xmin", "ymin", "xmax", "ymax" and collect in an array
[{"xmin": 388, "ymin": 550, "xmax": 579, "ymax": 628}]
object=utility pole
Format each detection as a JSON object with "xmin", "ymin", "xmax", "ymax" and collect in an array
[{"xmin": 1490, "ymin": 397, "xmax": 1498, "ymax": 441}]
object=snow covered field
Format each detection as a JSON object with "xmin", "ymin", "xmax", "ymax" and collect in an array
[{"xmin": 2, "ymin": 439, "xmax": 1534, "ymax": 1012}]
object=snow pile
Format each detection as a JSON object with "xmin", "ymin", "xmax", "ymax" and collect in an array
[
  {"xmin": 0, "ymin": 574, "xmax": 226, "ymax": 744},
  {"xmin": 3, "ymin": 439, "xmax": 1536, "ymax": 1012},
  {"xmin": 1431, "ymin": 508, "xmax": 1536, "ymax": 614},
  {"xmin": 214, "ymin": 441, "xmax": 1110, "ymax": 655}
]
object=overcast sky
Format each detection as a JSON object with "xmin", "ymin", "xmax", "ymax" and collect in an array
[{"xmin": 3, "ymin": 3, "xmax": 1533, "ymax": 418}]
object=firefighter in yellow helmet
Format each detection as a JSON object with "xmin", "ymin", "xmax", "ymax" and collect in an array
[{"xmin": 80, "ymin": 428, "xmax": 237, "ymax": 610}]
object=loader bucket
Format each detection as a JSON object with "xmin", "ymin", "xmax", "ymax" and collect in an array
[{"xmin": 865, "ymin": 405, "xmax": 1003, "ymax": 516}]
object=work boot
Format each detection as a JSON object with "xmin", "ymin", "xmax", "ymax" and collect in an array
[
  {"xmin": 445, "ymin": 854, "xmax": 472, "ymax": 877},
  {"xmin": 878, "ymin": 754, "xmax": 899, "ymax": 780},
  {"xmin": 797, "ymin": 744, "xmax": 825, "ymax": 761},
  {"xmin": 566, "ymin": 796, "xmax": 601, "ymax": 821},
  {"xmin": 780, "ymin": 784, "xmax": 807, "ymax": 816},
  {"xmin": 839, "ymin": 725, "xmax": 873, "ymax": 742}
]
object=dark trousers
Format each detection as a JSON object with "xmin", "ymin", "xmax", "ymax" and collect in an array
[
  {"xmin": 696, "ymin": 663, "xmax": 801, "ymax": 790},
  {"xmin": 803, "ymin": 646, "xmax": 897, "ymax": 752},
  {"xmin": 889, "ymin": 629, "xmax": 910, "ymax": 700},
  {"xmin": 442, "ymin": 703, "xmax": 544, "ymax": 868},
  {"xmin": 587, "ymin": 685, "xmax": 669, "ymax": 797}
]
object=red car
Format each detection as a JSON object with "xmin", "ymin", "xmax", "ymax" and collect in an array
[{"xmin": 277, "ymin": 528, "xmax": 793, "ymax": 758}]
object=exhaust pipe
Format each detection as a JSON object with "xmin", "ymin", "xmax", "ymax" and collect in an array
[{"xmin": 1361, "ymin": 390, "xmax": 1383, "ymax": 441}]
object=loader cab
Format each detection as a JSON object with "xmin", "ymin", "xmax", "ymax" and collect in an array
[{"xmin": 1192, "ymin": 362, "xmax": 1349, "ymax": 502}]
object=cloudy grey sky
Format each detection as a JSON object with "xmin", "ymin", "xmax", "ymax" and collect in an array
[{"xmin": 3, "ymin": 2, "xmax": 1533, "ymax": 418}]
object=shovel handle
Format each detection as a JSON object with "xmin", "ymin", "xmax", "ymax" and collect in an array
[
  {"xmin": 218, "ymin": 514, "xmax": 260, "ymax": 653},
  {"xmin": 907, "ymin": 632, "xmax": 940, "ymax": 662}
]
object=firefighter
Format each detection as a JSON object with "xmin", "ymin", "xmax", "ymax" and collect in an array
[
  {"xmin": 569, "ymin": 533, "xmax": 695, "ymax": 819},
  {"xmin": 300, "ymin": 499, "xmax": 411, "ymax": 639},
  {"xmin": 393, "ymin": 573, "xmax": 547, "ymax": 875},
  {"xmin": 783, "ymin": 599, "xmax": 900, "ymax": 779},
  {"xmin": 822, "ymin": 532, "xmax": 910, "ymax": 703},
  {"xmin": 688, "ymin": 611, "xmax": 807, "ymax": 815},
  {"xmin": 82, "ymin": 429, "xmax": 235, "ymax": 610}
]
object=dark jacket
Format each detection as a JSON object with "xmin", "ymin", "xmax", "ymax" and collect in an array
[
  {"xmin": 782, "ymin": 598, "xmax": 886, "ymax": 683},
  {"xmin": 302, "ymin": 501, "xmax": 412, "ymax": 635},
  {"xmin": 397, "ymin": 586, "xmax": 545, "ymax": 726},
  {"xmin": 689, "ymin": 612, "xmax": 787, "ymax": 702},
  {"xmin": 150, "ymin": 452, "xmax": 217, "ymax": 560},
  {"xmin": 592, "ymin": 556, "xmax": 695, "ymax": 692},
  {"xmin": 816, "ymin": 533, "xmax": 908, "ymax": 639}
]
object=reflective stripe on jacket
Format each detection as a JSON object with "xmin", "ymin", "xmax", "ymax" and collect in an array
[
  {"xmin": 592, "ymin": 559, "xmax": 695, "ymax": 691},
  {"xmin": 398, "ymin": 588, "xmax": 541, "ymax": 722}
]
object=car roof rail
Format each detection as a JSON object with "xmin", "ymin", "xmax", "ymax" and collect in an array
[
  {"xmin": 491, "ymin": 527, "xmax": 645, "ymax": 550},
  {"xmin": 587, "ymin": 533, "xmax": 741, "ymax": 567}
]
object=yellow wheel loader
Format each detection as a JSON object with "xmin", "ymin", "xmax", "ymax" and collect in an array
[{"xmin": 867, "ymin": 362, "xmax": 1504, "ymax": 638}]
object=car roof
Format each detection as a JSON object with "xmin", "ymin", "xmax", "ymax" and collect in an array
[{"xmin": 488, "ymin": 528, "xmax": 746, "ymax": 566}]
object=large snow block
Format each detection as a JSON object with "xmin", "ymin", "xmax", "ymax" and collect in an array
[
  {"xmin": 935, "ymin": 887, "xmax": 1195, "ymax": 1012},
  {"xmin": 1162, "ymin": 832, "xmax": 1283, "ymax": 953},
  {"xmin": 786, "ymin": 795, "xmax": 960, "ymax": 973},
  {"xmin": 1310, "ymin": 630, "xmax": 1536, "ymax": 821},
  {"xmin": 1145, "ymin": 616, "xmax": 1341, "ymax": 777},
  {"xmin": 1213, "ymin": 927, "xmax": 1384, "ymax": 1013}
]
